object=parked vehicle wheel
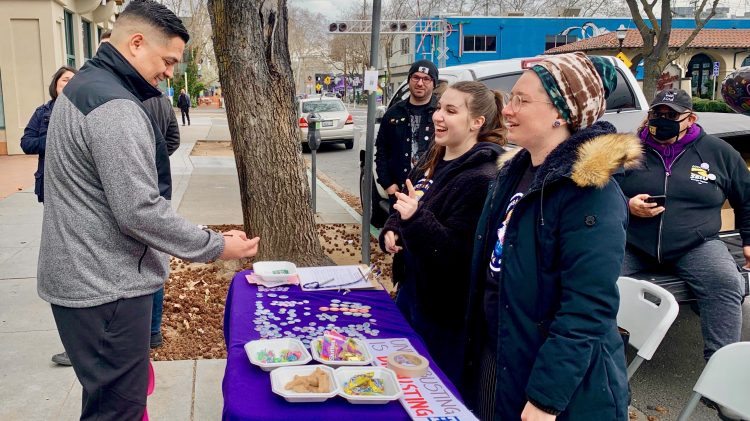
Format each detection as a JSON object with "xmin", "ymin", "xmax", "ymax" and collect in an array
[{"xmin": 344, "ymin": 140, "xmax": 354, "ymax": 150}]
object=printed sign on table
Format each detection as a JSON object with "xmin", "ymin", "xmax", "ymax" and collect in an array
[{"xmin": 365, "ymin": 338, "xmax": 479, "ymax": 421}]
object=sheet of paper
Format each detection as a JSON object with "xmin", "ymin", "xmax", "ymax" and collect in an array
[
  {"xmin": 365, "ymin": 338, "xmax": 479, "ymax": 421},
  {"xmin": 298, "ymin": 265, "xmax": 374, "ymax": 291},
  {"xmin": 364, "ymin": 70, "xmax": 379, "ymax": 92}
]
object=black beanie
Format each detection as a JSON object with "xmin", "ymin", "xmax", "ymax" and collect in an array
[{"xmin": 408, "ymin": 60, "xmax": 439, "ymax": 84}]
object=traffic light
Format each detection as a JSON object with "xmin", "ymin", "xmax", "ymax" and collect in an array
[
  {"xmin": 328, "ymin": 22, "xmax": 348, "ymax": 32},
  {"xmin": 389, "ymin": 22, "xmax": 408, "ymax": 31}
]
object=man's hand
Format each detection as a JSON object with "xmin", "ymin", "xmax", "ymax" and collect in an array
[
  {"xmin": 383, "ymin": 231, "xmax": 402, "ymax": 254},
  {"xmin": 386, "ymin": 184, "xmax": 399, "ymax": 195},
  {"xmin": 219, "ymin": 230, "xmax": 260, "ymax": 260},
  {"xmin": 743, "ymin": 245, "xmax": 750, "ymax": 269},
  {"xmin": 393, "ymin": 179, "xmax": 419, "ymax": 220},
  {"xmin": 628, "ymin": 194, "xmax": 665, "ymax": 218},
  {"xmin": 521, "ymin": 402, "xmax": 557, "ymax": 421}
]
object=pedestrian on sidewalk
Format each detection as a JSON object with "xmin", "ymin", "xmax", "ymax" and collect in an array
[
  {"xmin": 177, "ymin": 88, "xmax": 191, "ymax": 125},
  {"xmin": 20, "ymin": 66, "xmax": 77, "ymax": 203},
  {"xmin": 38, "ymin": 2, "xmax": 259, "ymax": 420},
  {"xmin": 379, "ymin": 81, "xmax": 506, "ymax": 389},
  {"xmin": 465, "ymin": 52, "xmax": 639, "ymax": 420}
]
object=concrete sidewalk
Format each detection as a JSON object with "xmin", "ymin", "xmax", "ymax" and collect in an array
[{"xmin": 0, "ymin": 109, "xmax": 360, "ymax": 420}]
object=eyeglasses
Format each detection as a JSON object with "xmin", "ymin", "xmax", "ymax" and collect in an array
[
  {"xmin": 505, "ymin": 94, "xmax": 552, "ymax": 113},
  {"xmin": 648, "ymin": 110, "xmax": 690, "ymax": 121},
  {"xmin": 410, "ymin": 75, "xmax": 433, "ymax": 85}
]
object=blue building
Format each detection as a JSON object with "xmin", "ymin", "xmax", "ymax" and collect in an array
[{"xmin": 415, "ymin": 16, "xmax": 750, "ymax": 66}]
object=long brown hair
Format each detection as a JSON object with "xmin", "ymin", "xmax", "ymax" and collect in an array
[{"xmin": 420, "ymin": 81, "xmax": 507, "ymax": 178}]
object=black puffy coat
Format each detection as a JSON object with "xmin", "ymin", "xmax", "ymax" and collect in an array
[
  {"xmin": 465, "ymin": 122, "xmax": 642, "ymax": 420},
  {"xmin": 379, "ymin": 142, "xmax": 504, "ymax": 387}
]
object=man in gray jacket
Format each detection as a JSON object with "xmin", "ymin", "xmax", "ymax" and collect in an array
[{"xmin": 40, "ymin": 1, "xmax": 259, "ymax": 419}]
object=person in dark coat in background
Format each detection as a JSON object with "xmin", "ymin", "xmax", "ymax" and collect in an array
[
  {"xmin": 177, "ymin": 88, "xmax": 191, "ymax": 125},
  {"xmin": 141, "ymin": 92, "xmax": 180, "ymax": 349},
  {"xmin": 21, "ymin": 66, "xmax": 77, "ymax": 203},
  {"xmin": 379, "ymin": 81, "xmax": 506, "ymax": 388},
  {"xmin": 465, "ymin": 53, "xmax": 642, "ymax": 420},
  {"xmin": 616, "ymin": 89, "xmax": 749, "ymax": 365}
]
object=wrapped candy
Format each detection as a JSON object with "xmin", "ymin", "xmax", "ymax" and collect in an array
[
  {"xmin": 343, "ymin": 372, "xmax": 385, "ymax": 396},
  {"xmin": 256, "ymin": 348, "xmax": 302, "ymax": 364},
  {"xmin": 317, "ymin": 330, "xmax": 365, "ymax": 361}
]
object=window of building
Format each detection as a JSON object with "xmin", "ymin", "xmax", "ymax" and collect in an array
[
  {"xmin": 64, "ymin": 10, "xmax": 76, "ymax": 67},
  {"xmin": 463, "ymin": 35, "xmax": 497, "ymax": 53},
  {"xmin": 400, "ymin": 38, "xmax": 409, "ymax": 55},
  {"xmin": 82, "ymin": 20, "xmax": 93, "ymax": 61},
  {"xmin": 544, "ymin": 34, "xmax": 579, "ymax": 51},
  {"xmin": 742, "ymin": 55, "xmax": 750, "ymax": 67},
  {"xmin": 97, "ymin": 26, "xmax": 103, "ymax": 43}
]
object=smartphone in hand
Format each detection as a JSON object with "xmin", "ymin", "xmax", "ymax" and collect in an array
[{"xmin": 645, "ymin": 195, "xmax": 666, "ymax": 207}]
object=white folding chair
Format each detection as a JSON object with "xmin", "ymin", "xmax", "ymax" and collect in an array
[
  {"xmin": 616, "ymin": 276, "xmax": 680, "ymax": 380},
  {"xmin": 677, "ymin": 342, "xmax": 750, "ymax": 421}
]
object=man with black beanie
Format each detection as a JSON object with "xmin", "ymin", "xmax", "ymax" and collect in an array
[{"xmin": 375, "ymin": 59, "xmax": 439, "ymax": 201}]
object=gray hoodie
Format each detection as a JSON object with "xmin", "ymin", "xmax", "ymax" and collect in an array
[{"xmin": 38, "ymin": 43, "xmax": 224, "ymax": 308}]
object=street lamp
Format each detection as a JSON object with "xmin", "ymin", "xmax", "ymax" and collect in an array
[{"xmin": 616, "ymin": 24, "xmax": 627, "ymax": 53}]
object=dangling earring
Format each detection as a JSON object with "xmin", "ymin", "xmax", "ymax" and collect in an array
[{"xmin": 553, "ymin": 120, "xmax": 561, "ymax": 128}]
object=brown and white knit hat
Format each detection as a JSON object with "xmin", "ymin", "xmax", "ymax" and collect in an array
[{"xmin": 531, "ymin": 52, "xmax": 609, "ymax": 132}]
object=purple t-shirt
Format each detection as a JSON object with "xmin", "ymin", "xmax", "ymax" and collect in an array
[{"xmin": 640, "ymin": 123, "xmax": 701, "ymax": 174}]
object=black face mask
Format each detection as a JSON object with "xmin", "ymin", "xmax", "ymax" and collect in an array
[{"xmin": 648, "ymin": 116, "xmax": 689, "ymax": 142}]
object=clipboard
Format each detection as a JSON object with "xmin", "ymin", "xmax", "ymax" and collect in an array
[{"xmin": 298, "ymin": 265, "xmax": 382, "ymax": 291}]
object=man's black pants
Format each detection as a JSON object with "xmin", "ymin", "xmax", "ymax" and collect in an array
[
  {"xmin": 52, "ymin": 294, "xmax": 153, "ymax": 421},
  {"xmin": 180, "ymin": 107, "xmax": 190, "ymax": 125}
]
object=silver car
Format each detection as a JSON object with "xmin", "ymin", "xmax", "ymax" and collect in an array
[{"xmin": 298, "ymin": 97, "xmax": 355, "ymax": 149}]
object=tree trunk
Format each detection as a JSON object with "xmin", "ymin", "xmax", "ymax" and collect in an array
[{"xmin": 207, "ymin": 0, "xmax": 329, "ymax": 266}]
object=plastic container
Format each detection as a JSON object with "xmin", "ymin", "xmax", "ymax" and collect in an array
[
  {"xmin": 334, "ymin": 366, "xmax": 403, "ymax": 404},
  {"xmin": 244, "ymin": 338, "xmax": 312, "ymax": 371},
  {"xmin": 270, "ymin": 365, "xmax": 340, "ymax": 403},
  {"xmin": 310, "ymin": 337, "xmax": 373, "ymax": 367},
  {"xmin": 252, "ymin": 261, "xmax": 297, "ymax": 285}
]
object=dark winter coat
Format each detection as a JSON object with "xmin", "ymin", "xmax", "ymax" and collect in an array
[
  {"xmin": 374, "ymin": 96, "xmax": 437, "ymax": 190},
  {"xmin": 143, "ymin": 94, "xmax": 180, "ymax": 156},
  {"xmin": 465, "ymin": 122, "xmax": 643, "ymax": 420},
  {"xmin": 177, "ymin": 92, "xmax": 191, "ymax": 110},
  {"xmin": 379, "ymin": 142, "xmax": 504, "ymax": 386},
  {"xmin": 20, "ymin": 100, "xmax": 55, "ymax": 202},
  {"xmin": 615, "ymin": 126, "xmax": 750, "ymax": 262}
]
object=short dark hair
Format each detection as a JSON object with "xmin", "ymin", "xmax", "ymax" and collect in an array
[
  {"xmin": 118, "ymin": 0, "xmax": 189, "ymax": 44},
  {"xmin": 49, "ymin": 66, "xmax": 77, "ymax": 100},
  {"xmin": 100, "ymin": 29, "xmax": 111, "ymax": 41}
]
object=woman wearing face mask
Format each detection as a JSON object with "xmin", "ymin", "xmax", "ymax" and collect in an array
[
  {"xmin": 464, "ymin": 53, "xmax": 642, "ymax": 420},
  {"xmin": 379, "ymin": 81, "xmax": 506, "ymax": 388},
  {"xmin": 21, "ymin": 66, "xmax": 77, "ymax": 203},
  {"xmin": 615, "ymin": 89, "xmax": 750, "ymax": 369}
]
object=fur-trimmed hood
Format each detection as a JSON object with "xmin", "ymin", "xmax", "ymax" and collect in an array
[{"xmin": 497, "ymin": 121, "xmax": 642, "ymax": 190}]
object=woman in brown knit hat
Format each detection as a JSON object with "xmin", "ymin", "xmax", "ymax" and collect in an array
[{"xmin": 462, "ymin": 52, "xmax": 642, "ymax": 420}]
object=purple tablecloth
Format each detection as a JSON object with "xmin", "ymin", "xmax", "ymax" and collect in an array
[{"xmin": 222, "ymin": 270, "xmax": 461, "ymax": 420}]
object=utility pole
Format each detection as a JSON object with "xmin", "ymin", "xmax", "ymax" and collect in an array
[{"xmin": 360, "ymin": 0, "xmax": 382, "ymax": 265}]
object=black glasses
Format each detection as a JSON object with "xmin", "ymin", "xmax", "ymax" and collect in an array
[
  {"xmin": 410, "ymin": 75, "xmax": 433, "ymax": 85},
  {"xmin": 648, "ymin": 110, "xmax": 689, "ymax": 121}
]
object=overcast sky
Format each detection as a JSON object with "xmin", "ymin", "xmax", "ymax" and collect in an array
[{"xmin": 289, "ymin": 0, "xmax": 344, "ymax": 19}]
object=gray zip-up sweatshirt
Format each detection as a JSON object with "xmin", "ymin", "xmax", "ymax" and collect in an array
[{"xmin": 38, "ymin": 43, "xmax": 224, "ymax": 308}]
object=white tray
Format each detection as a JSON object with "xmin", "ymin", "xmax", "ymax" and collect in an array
[
  {"xmin": 310, "ymin": 337, "xmax": 373, "ymax": 367},
  {"xmin": 270, "ymin": 365, "xmax": 340, "ymax": 403},
  {"xmin": 244, "ymin": 338, "xmax": 311, "ymax": 371},
  {"xmin": 334, "ymin": 366, "xmax": 403, "ymax": 404},
  {"xmin": 253, "ymin": 261, "xmax": 297, "ymax": 284}
]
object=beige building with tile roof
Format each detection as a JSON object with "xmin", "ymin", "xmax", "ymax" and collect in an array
[
  {"xmin": 545, "ymin": 29, "xmax": 750, "ymax": 100},
  {"xmin": 0, "ymin": 0, "xmax": 120, "ymax": 155}
]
